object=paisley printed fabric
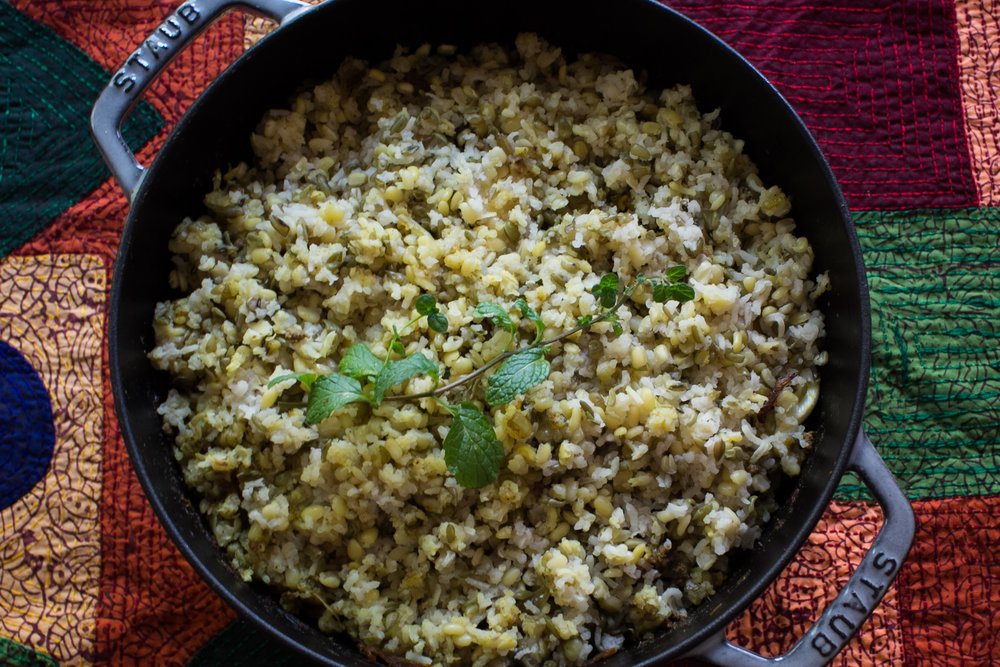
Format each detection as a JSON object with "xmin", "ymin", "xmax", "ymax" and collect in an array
[
  {"xmin": 0, "ymin": 255, "xmax": 104, "ymax": 664},
  {"xmin": 0, "ymin": 0, "xmax": 998, "ymax": 665}
]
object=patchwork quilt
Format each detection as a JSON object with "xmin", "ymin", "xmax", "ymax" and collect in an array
[{"xmin": 1, "ymin": 0, "xmax": 997, "ymax": 664}]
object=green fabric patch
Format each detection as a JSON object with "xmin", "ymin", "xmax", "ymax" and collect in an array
[
  {"xmin": 0, "ymin": 1, "xmax": 162, "ymax": 258},
  {"xmin": 187, "ymin": 619, "xmax": 300, "ymax": 667},
  {"xmin": 0, "ymin": 636, "xmax": 58, "ymax": 667},
  {"xmin": 837, "ymin": 208, "xmax": 1000, "ymax": 500}
]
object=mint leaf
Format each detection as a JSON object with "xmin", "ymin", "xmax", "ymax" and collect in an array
[
  {"xmin": 443, "ymin": 402, "xmax": 503, "ymax": 488},
  {"xmin": 652, "ymin": 282, "xmax": 669, "ymax": 303},
  {"xmin": 339, "ymin": 343, "xmax": 383, "ymax": 381},
  {"xmin": 664, "ymin": 283, "xmax": 695, "ymax": 303},
  {"xmin": 485, "ymin": 347, "xmax": 549, "ymax": 406},
  {"xmin": 514, "ymin": 297, "xmax": 545, "ymax": 343},
  {"xmin": 428, "ymin": 311, "xmax": 449, "ymax": 333},
  {"xmin": 415, "ymin": 294, "xmax": 438, "ymax": 316},
  {"xmin": 474, "ymin": 302, "xmax": 516, "ymax": 334},
  {"xmin": 597, "ymin": 273, "xmax": 619, "ymax": 292},
  {"xmin": 372, "ymin": 352, "xmax": 440, "ymax": 404},
  {"xmin": 267, "ymin": 372, "xmax": 316, "ymax": 389},
  {"xmin": 305, "ymin": 373, "xmax": 368, "ymax": 424},
  {"xmin": 592, "ymin": 273, "xmax": 620, "ymax": 308},
  {"xmin": 391, "ymin": 340, "xmax": 406, "ymax": 355},
  {"xmin": 667, "ymin": 265, "xmax": 687, "ymax": 283}
]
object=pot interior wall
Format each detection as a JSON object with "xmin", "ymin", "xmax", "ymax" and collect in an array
[{"xmin": 111, "ymin": 0, "xmax": 868, "ymax": 663}]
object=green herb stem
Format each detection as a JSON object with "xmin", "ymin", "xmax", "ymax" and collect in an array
[
  {"xmin": 382, "ymin": 287, "xmax": 632, "ymax": 402},
  {"xmin": 270, "ymin": 273, "xmax": 693, "ymax": 488}
]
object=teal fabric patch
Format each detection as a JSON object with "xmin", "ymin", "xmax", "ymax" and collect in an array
[
  {"xmin": 0, "ymin": 1, "xmax": 163, "ymax": 258},
  {"xmin": 0, "ymin": 636, "xmax": 58, "ymax": 667},
  {"xmin": 838, "ymin": 208, "xmax": 1000, "ymax": 500},
  {"xmin": 187, "ymin": 619, "xmax": 300, "ymax": 667}
]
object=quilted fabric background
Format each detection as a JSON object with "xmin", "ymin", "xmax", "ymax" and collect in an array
[{"xmin": 0, "ymin": 0, "xmax": 997, "ymax": 664}]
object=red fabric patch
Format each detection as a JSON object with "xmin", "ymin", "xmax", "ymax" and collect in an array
[
  {"xmin": 95, "ymin": 357, "xmax": 236, "ymax": 667},
  {"xmin": 897, "ymin": 495, "xmax": 1000, "ymax": 664},
  {"xmin": 667, "ymin": 0, "xmax": 977, "ymax": 210}
]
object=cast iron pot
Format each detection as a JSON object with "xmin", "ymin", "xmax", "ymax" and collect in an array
[{"xmin": 91, "ymin": 0, "xmax": 915, "ymax": 664}]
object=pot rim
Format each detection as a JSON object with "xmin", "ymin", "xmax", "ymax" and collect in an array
[{"xmin": 100, "ymin": 0, "xmax": 903, "ymax": 664}]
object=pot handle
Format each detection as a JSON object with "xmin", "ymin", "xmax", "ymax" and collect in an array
[
  {"xmin": 688, "ymin": 430, "xmax": 915, "ymax": 666},
  {"xmin": 90, "ymin": 0, "xmax": 311, "ymax": 201}
]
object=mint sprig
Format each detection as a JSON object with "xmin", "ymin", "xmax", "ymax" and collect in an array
[
  {"xmin": 592, "ymin": 273, "xmax": 620, "ymax": 308},
  {"xmin": 269, "ymin": 271, "xmax": 693, "ymax": 488},
  {"xmin": 417, "ymin": 293, "xmax": 449, "ymax": 333},
  {"xmin": 638, "ymin": 266, "xmax": 695, "ymax": 304}
]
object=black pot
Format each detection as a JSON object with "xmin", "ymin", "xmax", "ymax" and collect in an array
[{"xmin": 92, "ymin": 0, "xmax": 915, "ymax": 664}]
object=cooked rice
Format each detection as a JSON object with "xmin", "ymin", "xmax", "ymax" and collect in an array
[{"xmin": 149, "ymin": 33, "xmax": 828, "ymax": 666}]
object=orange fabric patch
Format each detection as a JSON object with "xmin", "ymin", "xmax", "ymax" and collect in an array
[
  {"xmin": 726, "ymin": 501, "xmax": 903, "ymax": 665},
  {"xmin": 0, "ymin": 255, "xmax": 105, "ymax": 664},
  {"xmin": 956, "ymin": 0, "xmax": 1000, "ymax": 205}
]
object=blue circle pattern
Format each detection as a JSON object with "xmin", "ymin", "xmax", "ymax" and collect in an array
[{"xmin": 0, "ymin": 340, "xmax": 55, "ymax": 510}]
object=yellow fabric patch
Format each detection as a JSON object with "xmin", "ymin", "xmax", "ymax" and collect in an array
[{"xmin": 0, "ymin": 254, "xmax": 105, "ymax": 665}]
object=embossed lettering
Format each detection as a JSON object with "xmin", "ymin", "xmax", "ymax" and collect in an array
[
  {"xmin": 829, "ymin": 613, "xmax": 856, "ymax": 641},
  {"xmin": 860, "ymin": 576, "xmax": 886, "ymax": 599},
  {"xmin": 145, "ymin": 36, "xmax": 170, "ymax": 59},
  {"xmin": 127, "ymin": 52, "xmax": 150, "ymax": 71},
  {"xmin": 159, "ymin": 18, "xmax": 182, "ymax": 39},
  {"xmin": 811, "ymin": 631, "xmax": 836, "ymax": 657},
  {"xmin": 843, "ymin": 590, "xmax": 867, "ymax": 614},
  {"xmin": 873, "ymin": 550, "xmax": 898, "ymax": 576},
  {"xmin": 113, "ymin": 71, "xmax": 136, "ymax": 93},
  {"xmin": 177, "ymin": 4, "xmax": 201, "ymax": 24}
]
